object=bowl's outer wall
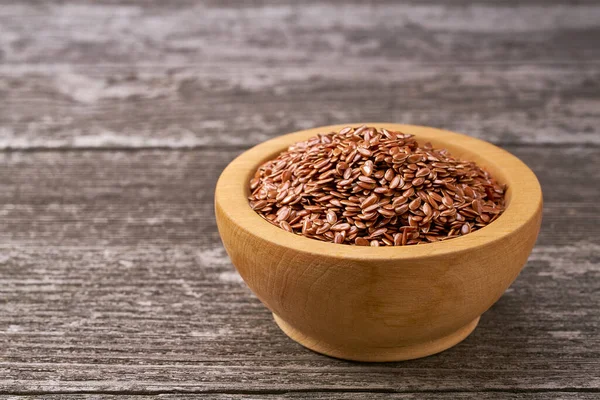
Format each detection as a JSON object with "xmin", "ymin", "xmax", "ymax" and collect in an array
[
  {"xmin": 215, "ymin": 124, "xmax": 543, "ymax": 359},
  {"xmin": 216, "ymin": 198, "xmax": 542, "ymax": 353}
]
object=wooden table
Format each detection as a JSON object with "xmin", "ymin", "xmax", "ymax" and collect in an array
[{"xmin": 1, "ymin": 1, "xmax": 599, "ymax": 398}]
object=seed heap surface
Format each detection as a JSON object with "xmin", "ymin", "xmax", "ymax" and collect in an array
[{"xmin": 248, "ymin": 126, "xmax": 506, "ymax": 246}]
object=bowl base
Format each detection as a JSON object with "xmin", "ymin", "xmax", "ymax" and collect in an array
[{"xmin": 273, "ymin": 313, "xmax": 480, "ymax": 362}]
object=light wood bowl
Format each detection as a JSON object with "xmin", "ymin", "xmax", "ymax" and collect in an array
[{"xmin": 215, "ymin": 124, "xmax": 543, "ymax": 362}]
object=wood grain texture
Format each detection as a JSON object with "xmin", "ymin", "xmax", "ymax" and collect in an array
[
  {"xmin": 1, "ymin": 394, "xmax": 600, "ymax": 400},
  {"xmin": 1, "ymin": 0, "xmax": 599, "ymax": 396},
  {"xmin": 0, "ymin": 0, "xmax": 599, "ymax": 149},
  {"xmin": 1, "ymin": 64, "xmax": 598, "ymax": 149},
  {"xmin": 1, "ymin": 243, "xmax": 599, "ymax": 393},
  {"xmin": 1, "ymin": 1, "xmax": 599, "ymax": 65}
]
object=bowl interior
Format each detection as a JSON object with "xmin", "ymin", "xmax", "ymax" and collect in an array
[{"xmin": 216, "ymin": 123, "xmax": 542, "ymax": 260}]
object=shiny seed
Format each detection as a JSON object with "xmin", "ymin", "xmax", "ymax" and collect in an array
[
  {"xmin": 279, "ymin": 221, "xmax": 293, "ymax": 232},
  {"xmin": 326, "ymin": 210, "xmax": 337, "ymax": 225},
  {"xmin": 416, "ymin": 167, "xmax": 431, "ymax": 177},
  {"xmin": 357, "ymin": 147, "xmax": 372, "ymax": 157},
  {"xmin": 361, "ymin": 160, "xmax": 374, "ymax": 176},
  {"xmin": 395, "ymin": 204, "xmax": 410, "ymax": 215},
  {"xmin": 389, "ymin": 175, "xmax": 403, "ymax": 189},
  {"xmin": 422, "ymin": 202, "xmax": 432, "ymax": 216},
  {"xmin": 361, "ymin": 193, "xmax": 379, "ymax": 208},
  {"xmin": 412, "ymin": 177, "xmax": 425, "ymax": 186},
  {"xmin": 355, "ymin": 237, "xmax": 370, "ymax": 246},
  {"xmin": 358, "ymin": 176, "xmax": 376, "ymax": 184},
  {"xmin": 331, "ymin": 223, "xmax": 351, "ymax": 231},
  {"xmin": 409, "ymin": 197, "xmax": 422, "ymax": 211}
]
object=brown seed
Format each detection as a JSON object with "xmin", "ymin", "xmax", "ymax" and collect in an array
[
  {"xmin": 362, "ymin": 203, "xmax": 381, "ymax": 213},
  {"xmin": 381, "ymin": 237, "xmax": 394, "ymax": 246},
  {"xmin": 340, "ymin": 199, "xmax": 358, "ymax": 207},
  {"xmin": 373, "ymin": 187, "xmax": 390, "ymax": 194},
  {"xmin": 355, "ymin": 220, "xmax": 367, "ymax": 229},
  {"xmin": 384, "ymin": 168, "xmax": 395, "ymax": 181},
  {"xmin": 464, "ymin": 186, "xmax": 476, "ymax": 198},
  {"xmin": 331, "ymin": 223, "xmax": 351, "ymax": 231},
  {"xmin": 305, "ymin": 220, "xmax": 316, "ymax": 234},
  {"xmin": 279, "ymin": 221, "xmax": 293, "ymax": 232},
  {"xmin": 361, "ymin": 193, "xmax": 379, "ymax": 208},
  {"xmin": 412, "ymin": 177, "xmax": 425, "ymax": 187},
  {"xmin": 416, "ymin": 190, "xmax": 428, "ymax": 202},
  {"xmin": 401, "ymin": 228, "xmax": 409, "ymax": 245},
  {"xmin": 336, "ymin": 161, "xmax": 349, "ymax": 174},
  {"xmin": 370, "ymin": 227, "xmax": 388, "ymax": 237},
  {"xmin": 355, "ymin": 237, "xmax": 370, "ymax": 246},
  {"xmin": 276, "ymin": 206, "xmax": 291, "ymax": 221},
  {"xmin": 392, "ymin": 196, "xmax": 408, "ymax": 207},
  {"xmin": 416, "ymin": 167, "xmax": 431, "ymax": 177},
  {"xmin": 429, "ymin": 191, "xmax": 443, "ymax": 202},
  {"xmin": 326, "ymin": 210, "xmax": 337, "ymax": 225},
  {"xmin": 389, "ymin": 175, "xmax": 403, "ymax": 189},
  {"xmin": 358, "ymin": 181, "xmax": 376, "ymax": 190},
  {"xmin": 251, "ymin": 200, "xmax": 268, "ymax": 210},
  {"xmin": 422, "ymin": 202, "xmax": 432, "ymax": 216},
  {"xmin": 370, "ymin": 240, "xmax": 380, "ymax": 247},
  {"xmin": 342, "ymin": 167, "xmax": 353, "ymax": 180},
  {"xmin": 407, "ymin": 154, "xmax": 422, "ymax": 163},
  {"xmin": 281, "ymin": 193, "xmax": 295, "ymax": 204},
  {"xmin": 395, "ymin": 204, "xmax": 409, "ymax": 215},
  {"xmin": 361, "ymin": 160, "xmax": 374, "ymax": 176},
  {"xmin": 377, "ymin": 208, "xmax": 395, "ymax": 218},
  {"xmin": 358, "ymin": 176, "xmax": 376, "ymax": 184},
  {"xmin": 314, "ymin": 159, "xmax": 330, "ymax": 169},
  {"xmin": 403, "ymin": 187, "xmax": 415, "ymax": 197},
  {"xmin": 409, "ymin": 197, "xmax": 422, "ymax": 211},
  {"xmin": 472, "ymin": 199, "xmax": 483, "ymax": 215},
  {"xmin": 357, "ymin": 147, "xmax": 372, "ymax": 157},
  {"xmin": 316, "ymin": 223, "xmax": 331, "ymax": 235},
  {"xmin": 442, "ymin": 194, "xmax": 454, "ymax": 207}
]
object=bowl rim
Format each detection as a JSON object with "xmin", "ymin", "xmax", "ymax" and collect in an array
[{"xmin": 215, "ymin": 123, "xmax": 543, "ymax": 260}]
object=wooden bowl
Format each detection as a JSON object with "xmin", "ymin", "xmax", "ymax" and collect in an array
[{"xmin": 215, "ymin": 124, "xmax": 543, "ymax": 362}]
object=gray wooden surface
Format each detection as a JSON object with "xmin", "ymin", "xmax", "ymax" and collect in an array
[{"xmin": 0, "ymin": 1, "xmax": 598, "ymax": 398}]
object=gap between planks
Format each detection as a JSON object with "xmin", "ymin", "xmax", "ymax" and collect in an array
[{"xmin": 0, "ymin": 142, "xmax": 598, "ymax": 153}]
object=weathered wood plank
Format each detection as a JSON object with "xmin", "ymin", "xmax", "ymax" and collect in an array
[
  {"xmin": 0, "ymin": 242, "xmax": 598, "ymax": 392},
  {"xmin": 0, "ymin": 146, "xmax": 597, "ymax": 246},
  {"xmin": 1, "ymin": 1, "xmax": 599, "ymax": 65},
  {"xmin": 0, "ymin": 0, "xmax": 597, "ymax": 396},
  {"xmin": 0, "ymin": 64, "xmax": 599, "ymax": 149},
  {"xmin": 1, "ymin": 393, "xmax": 599, "ymax": 399},
  {"xmin": 0, "ymin": 0, "xmax": 599, "ymax": 149}
]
